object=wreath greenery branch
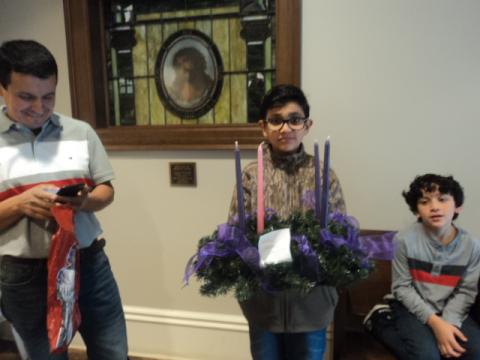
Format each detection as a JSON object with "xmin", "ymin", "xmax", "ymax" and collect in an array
[{"xmin": 186, "ymin": 210, "xmax": 374, "ymax": 302}]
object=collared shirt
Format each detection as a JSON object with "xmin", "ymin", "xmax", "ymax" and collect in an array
[
  {"xmin": 0, "ymin": 106, "xmax": 114, "ymax": 257},
  {"xmin": 392, "ymin": 222, "xmax": 480, "ymax": 327}
]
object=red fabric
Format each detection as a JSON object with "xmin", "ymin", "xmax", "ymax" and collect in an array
[
  {"xmin": 47, "ymin": 206, "xmax": 81, "ymax": 354},
  {"xmin": 0, "ymin": 178, "xmax": 93, "ymax": 202}
]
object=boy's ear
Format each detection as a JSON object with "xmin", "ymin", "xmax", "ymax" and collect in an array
[
  {"xmin": 305, "ymin": 118, "xmax": 313, "ymax": 131},
  {"xmin": 259, "ymin": 120, "xmax": 268, "ymax": 137},
  {"xmin": 455, "ymin": 205, "xmax": 463, "ymax": 215},
  {"xmin": 413, "ymin": 209, "xmax": 422, "ymax": 220}
]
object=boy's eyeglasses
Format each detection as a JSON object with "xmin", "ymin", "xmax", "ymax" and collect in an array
[{"xmin": 265, "ymin": 116, "xmax": 309, "ymax": 131}]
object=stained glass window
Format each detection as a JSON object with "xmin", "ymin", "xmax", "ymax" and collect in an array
[{"xmin": 105, "ymin": 0, "xmax": 276, "ymax": 126}]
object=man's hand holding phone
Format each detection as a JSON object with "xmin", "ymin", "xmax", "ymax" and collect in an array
[
  {"xmin": 17, "ymin": 184, "xmax": 59, "ymax": 220},
  {"xmin": 55, "ymin": 183, "xmax": 89, "ymax": 210}
]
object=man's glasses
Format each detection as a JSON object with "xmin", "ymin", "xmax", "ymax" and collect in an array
[{"xmin": 265, "ymin": 116, "xmax": 309, "ymax": 131}]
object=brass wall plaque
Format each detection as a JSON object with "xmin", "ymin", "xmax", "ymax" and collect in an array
[{"xmin": 169, "ymin": 162, "xmax": 197, "ymax": 186}]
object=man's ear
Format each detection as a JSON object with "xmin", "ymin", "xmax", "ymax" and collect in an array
[{"xmin": 0, "ymin": 84, "xmax": 5, "ymax": 97}]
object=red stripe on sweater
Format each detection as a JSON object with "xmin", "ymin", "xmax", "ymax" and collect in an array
[
  {"xmin": 0, "ymin": 178, "xmax": 95, "ymax": 202},
  {"xmin": 410, "ymin": 269, "xmax": 461, "ymax": 287}
]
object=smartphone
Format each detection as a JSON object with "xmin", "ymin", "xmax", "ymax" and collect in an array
[{"xmin": 57, "ymin": 183, "xmax": 85, "ymax": 197}]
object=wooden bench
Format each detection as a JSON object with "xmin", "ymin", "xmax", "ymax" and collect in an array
[{"xmin": 333, "ymin": 230, "xmax": 395, "ymax": 360}]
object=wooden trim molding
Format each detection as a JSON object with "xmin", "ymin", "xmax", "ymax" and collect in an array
[
  {"xmin": 97, "ymin": 124, "xmax": 266, "ymax": 150},
  {"xmin": 63, "ymin": 0, "xmax": 302, "ymax": 150}
]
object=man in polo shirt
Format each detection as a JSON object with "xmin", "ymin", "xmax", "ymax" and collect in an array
[{"xmin": 0, "ymin": 40, "xmax": 128, "ymax": 359}]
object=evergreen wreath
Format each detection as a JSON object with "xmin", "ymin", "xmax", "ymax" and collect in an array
[{"xmin": 184, "ymin": 209, "xmax": 375, "ymax": 302}]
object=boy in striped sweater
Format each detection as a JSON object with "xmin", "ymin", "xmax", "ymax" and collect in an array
[{"xmin": 369, "ymin": 174, "xmax": 480, "ymax": 359}]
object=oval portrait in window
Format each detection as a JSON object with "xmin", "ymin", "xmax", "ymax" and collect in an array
[{"xmin": 155, "ymin": 29, "xmax": 223, "ymax": 119}]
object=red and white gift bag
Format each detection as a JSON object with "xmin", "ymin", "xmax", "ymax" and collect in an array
[{"xmin": 47, "ymin": 206, "xmax": 81, "ymax": 354}]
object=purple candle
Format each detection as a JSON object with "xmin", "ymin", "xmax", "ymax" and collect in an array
[
  {"xmin": 257, "ymin": 142, "xmax": 264, "ymax": 234},
  {"xmin": 235, "ymin": 141, "xmax": 246, "ymax": 230},
  {"xmin": 314, "ymin": 141, "xmax": 321, "ymax": 219},
  {"xmin": 320, "ymin": 137, "xmax": 330, "ymax": 228}
]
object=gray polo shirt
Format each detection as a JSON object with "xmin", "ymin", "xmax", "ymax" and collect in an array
[{"xmin": 0, "ymin": 107, "xmax": 114, "ymax": 258}]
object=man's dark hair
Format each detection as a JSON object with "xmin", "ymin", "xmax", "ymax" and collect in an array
[
  {"xmin": 259, "ymin": 84, "xmax": 310, "ymax": 119},
  {"xmin": 402, "ymin": 174, "xmax": 464, "ymax": 220},
  {"xmin": 0, "ymin": 40, "xmax": 58, "ymax": 88}
]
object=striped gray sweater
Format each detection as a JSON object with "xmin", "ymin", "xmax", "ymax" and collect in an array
[{"xmin": 392, "ymin": 222, "xmax": 480, "ymax": 327}]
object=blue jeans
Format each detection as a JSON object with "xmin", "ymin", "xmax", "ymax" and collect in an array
[
  {"xmin": 377, "ymin": 301, "xmax": 480, "ymax": 360},
  {"xmin": 249, "ymin": 325, "xmax": 326, "ymax": 360},
  {"xmin": 0, "ymin": 244, "xmax": 128, "ymax": 360}
]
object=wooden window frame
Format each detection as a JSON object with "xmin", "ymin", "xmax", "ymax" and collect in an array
[{"xmin": 63, "ymin": 0, "xmax": 301, "ymax": 150}]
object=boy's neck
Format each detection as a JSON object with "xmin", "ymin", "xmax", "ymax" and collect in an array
[
  {"xmin": 425, "ymin": 223, "xmax": 457, "ymax": 246},
  {"xmin": 270, "ymin": 143, "xmax": 303, "ymax": 157}
]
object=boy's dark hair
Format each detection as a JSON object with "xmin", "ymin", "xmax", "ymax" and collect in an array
[
  {"xmin": 402, "ymin": 174, "xmax": 464, "ymax": 220},
  {"xmin": 0, "ymin": 40, "xmax": 58, "ymax": 88},
  {"xmin": 259, "ymin": 84, "xmax": 310, "ymax": 119}
]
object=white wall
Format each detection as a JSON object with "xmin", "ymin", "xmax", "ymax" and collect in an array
[
  {"xmin": 302, "ymin": 0, "xmax": 480, "ymax": 234},
  {"xmin": 2, "ymin": 0, "xmax": 480, "ymax": 358},
  {"xmin": 0, "ymin": 0, "xmax": 71, "ymax": 114}
]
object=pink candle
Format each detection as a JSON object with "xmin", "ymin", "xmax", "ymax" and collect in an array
[{"xmin": 257, "ymin": 142, "xmax": 264, "ymax": 234}]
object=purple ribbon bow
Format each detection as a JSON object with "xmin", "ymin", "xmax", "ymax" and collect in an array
[
  {"xmin": 183, "ymin": 223, "xmax": 260, "ymax": 285},
  {"xmin": 358, "ymin": 232, "xmax": 396, "ymax": 261},
  {"xmin": 320, "ymin": 226, "xmax": 360, "ymax": 251}
]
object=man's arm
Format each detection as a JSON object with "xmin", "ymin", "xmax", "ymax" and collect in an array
[
  {"xmin": 0, "ymin": 184, "xmax": 58, "ymax": 231},
  {"xmin": 56, "ymin": 182, "xmax": 114, "ymax": 213}
]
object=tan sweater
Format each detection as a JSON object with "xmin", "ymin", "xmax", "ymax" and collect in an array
[
  {"xmin": 228, "ymin": 142, "xmax": 347, "ymax": 333},
  {"xmin": 229, "ymin": 143, "xmax": 345, "ymax": 222}
]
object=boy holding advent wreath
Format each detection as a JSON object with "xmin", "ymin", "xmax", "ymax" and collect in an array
[{"xmin": 228, "ymin": 84, "xmax": 346, "ymax": 359}]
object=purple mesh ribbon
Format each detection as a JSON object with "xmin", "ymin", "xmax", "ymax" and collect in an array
[
  {"xmin": 320, "ymin": 213, "xmax": 361, "ymax": 250},
  {"xmin": 292, "ymin": 234, "xmax": 320, "ymax": 279},
  {"xmin": 319, "ymin": 212, "xmax": 396, "ymax": 261},
  {"xmin": 320, "ymin": 227, "xmax": 396, "ymax": 261},
  {"xmin": 358, "ymin": 232, "xmax": 396, "ymax": 261},
  {"xmin": 183, "ymin": 224, "xmax": 260, "ymax": 285},
  {"xmin": 320, "ymin": 227, "xmax": 361, "ymax": 250}
]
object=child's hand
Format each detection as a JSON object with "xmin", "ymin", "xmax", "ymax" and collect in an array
[{"xmin": 427, "ymin": 314, "xmax": 467, "ymax": 358}]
